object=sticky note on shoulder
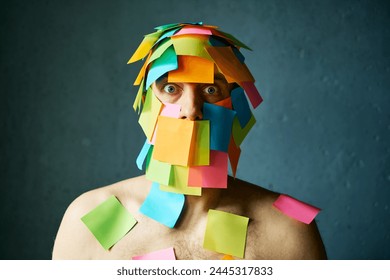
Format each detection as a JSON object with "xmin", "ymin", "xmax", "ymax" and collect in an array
[
  {"xmin": 203, "ymin": 209, "xmax": 249, "ymax": 258},
  {"xmin": 273, "ymin": 194, "xmax": 321, "ymax": 224},
  {"xmin": 81, "ymin": 195, "xmax": 137, "ymax": 250}
]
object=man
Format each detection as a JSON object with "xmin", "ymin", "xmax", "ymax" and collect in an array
[{"xmin": 52, "ymin": 22, "xmax": 327, "ymax": 260}]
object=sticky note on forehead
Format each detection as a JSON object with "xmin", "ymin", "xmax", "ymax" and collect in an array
[
  {"xmin": 171, "ymin": 35, "xmax": 212, "ymax": 60},
  {"xmin": 81, "ymin": 196, "xmax": 137, "ymax": 250},
  {"xmin": 203, "ymin": 209, "xmax": 249, "ymax": 258},
  {"xmin": 153, "ymin": 116, "xmax": 195, "ymax": 166},
  {"xmin": 168, "ymin": 56, "xmax": 214, "ymax": 84}
]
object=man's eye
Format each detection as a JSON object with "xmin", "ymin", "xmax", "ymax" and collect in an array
[
  {"xmin": 203, "ymin": 86, "xmax": 218, "ymax": 95},
  {"xmin": 163, "ymin": 84, "xmax": 177, "ymax": 94}
]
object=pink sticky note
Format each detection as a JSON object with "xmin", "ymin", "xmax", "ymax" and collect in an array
[
  {"xmin": 132, "ymin": 247, "xmax": 176, "ymax": 260},
  {"xmin": 241, "ymin": 82, "xmax": 263, "ymax": 109},
  {"xmin": 188, "ymin": 150, "xmax": 228, "ymax": 188},
  {"xmin": 149, "ymin": 103, "xmax": 181, "ymax": 144},
  {"xmin": 273, "ymin": 194, "xmax": 321, "ymax": 224},
  {"xmin": 174, "ymin": 27, "xmax": 213, "ymax": 36}
]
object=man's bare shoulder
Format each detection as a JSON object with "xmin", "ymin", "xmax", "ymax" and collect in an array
[
  {"xmin": 52, "ymin": 175, "xmax": 151, "ymax": 259},
  {"xmin": 226, "ymin": 177, "xmax": 327, "ymax": 259}
]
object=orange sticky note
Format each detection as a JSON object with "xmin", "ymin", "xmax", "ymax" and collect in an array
[
  {"xmin": 214, "ymin": 97, "xmax": 232, "ymax": 109},
  {"xmin": 153, "ymin": 116, "xmax": 195, "ymax": 166},
  {"xmin": 206, "ymin": 46, "xmax": 254, "ymax": 83},
  {"xmin": 221, "ymin": 255, "xmax": 235, "ymax": 260},
  {"xmin": 168, "ymin": 56, "xmax": 214, "ymax": 84}
]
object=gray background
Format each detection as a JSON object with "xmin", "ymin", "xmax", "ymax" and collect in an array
[{"xmin": 2, "ymin": 0, "xmax": 389, "ymax": 259}]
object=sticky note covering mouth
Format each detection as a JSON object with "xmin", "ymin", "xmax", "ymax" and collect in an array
[
  {"xmin": 203, "ymin": 209, "xmax": 249, "ymax": 258},
  {"xmin": 81, "ymin": 196, "xmax": 137, "ymax": 250}
]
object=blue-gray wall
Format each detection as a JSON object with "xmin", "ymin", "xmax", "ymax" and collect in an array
[{"xmin": 2, "ymin": 0, "xmax": 389, "ymax": 259}]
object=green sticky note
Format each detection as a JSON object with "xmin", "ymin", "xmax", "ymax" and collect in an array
[
  {"xmin": 232, "ymin": 113, "xmax": 256, "ymax": 146},
  {"xmin": 172, "ymin": 36, "xmax": 212, "ymax": 60},
  {"xmin": 203, "ymin": 209, "xmax": 249, "ymax": 258},
  {"xmin": 160, "ymin": 165, "xmax": 202, "ymax": 196},
  {"xmin": 146, "ymin": 146, "xmax": 172, "ymax": 186},
  {"xmin": 148, "ymin": 39, "xmax": 174, "ymax": 65},
  {"xmin": 138, "ymin": 89, "xmax": 163, "ymax": 141},
  {"xmin": 191, "ymin": 120, "xmax": 210, "ymax": 166},
  {"xmin": 81, "ymin": 196, "xmax": 137, "ymax": 250}
]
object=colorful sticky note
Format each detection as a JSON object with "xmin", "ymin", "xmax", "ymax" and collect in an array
[
  {"xmin": 188, "ymin": 150, "xmax": 228, "ymax": 188},
  {"xmin": 138, "ymin": 89, "xmax": 163, "ymax": 141},
  {"xmin": 174, "ymin": 26, "xmax": 213, "ymax": 36},
  {"xmin": 221, "ymin": 255, "xmax": 235, "ymax": 260},
  {"xmin": 128, "ymin": 30, "xmax": 162, "ymax": 63},
  {"xmin": 203, "ymin": 209, "xmax": 249, "ymax": 258},
  {"xmin": 171, "ymin": 35, "xmax": 212, "ymax": 60},
  {"xmin": 132, "ymin": 247, "xmax": 176, "ymax": 260},
  {"xmin": 232, "ymin": 113, "xmax": 256, "ymax": 146},
  {"xmin": 228, "ymin": 136, "xmax": 241, "ymax": 178},
  {"xmin": 139, "ymin": 182, "xmax": 185, "ymax": 228},
  {"xmin": 273, "ymin": 194, "xmax": 321, "ymax": 224},
  {"xmin": 133, "ymin": 79, "xmax": 145, "ymax": 113},
  {"xmin": 149, "ymin": 102, "xmax": 181, "ymax": 144},
  {"xmin": 81, "ymin": 196, "xmax": 137, "ymax": 250},
  {"xmin": 214, "ymin": 97, "xmax": 232, "ymax": 109},
  {"xmin": 191, "ymin": 120, "xmax": 210, "ymax": 166},
  {"xmin": 231, "ymin": 87, "xmax": 252, "ymax": 127},
  {"xmin": 205, "ymin": 46, "xmax": 254, "ymax": 84},
  {"xmin": 161, "ymin": 165, "xmax": 202, "ymax": 196},
  {"xmin": 168, "ymin": 56, "xmax": 214, "ymax": 84},
  {"xmin": 241, "ymin": 81, "xmax": 263, "ymax": 109},
  {"xmin": 211, "ymin": 29, "xmax": 252, "ymax": 50},
  {"xmin": 136, "ymin": 140, "xmax": 152, "ymax": 170},
  {"xmin": 153, "ymin": 27, "xmax": 181, "ymax": 46},
  {"xmin": 145, "ymin": 147, "xmax": 172, "ymax": 186},
  {"xmin": 203, "ymin": 103, "xmax": 236, "ymax": 152},
  {"xmin": 146, "ymin": 45, "xmax": 178, "ymax": 89},
  {"xmin": 153, "ymin": 116, "xmax": 195, "ymax": 166},
  {"xmin": 148, "ymin": 39, "xmax": 174, "ymax": 65}
]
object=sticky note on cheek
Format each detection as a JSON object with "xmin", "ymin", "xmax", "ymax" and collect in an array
[
  {"xmin": 138, "ymin": 89, "xmax": 163, "ymax": 141},
  {"xmin": 273, "ymin": 194, "xmax": 321, "ymax": 224}
]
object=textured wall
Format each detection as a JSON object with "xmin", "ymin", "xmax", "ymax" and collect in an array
[{"xmin": 2, "ymin": 0, "xmax": 389, "ymax": 259}]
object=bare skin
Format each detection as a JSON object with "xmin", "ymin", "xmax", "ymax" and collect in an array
[
  {"xmin": 52, "ymin": 175, "xmax": 327, "ymax": 259},
  {"xmin": 53, "ymin": 75, "xmax": 327, "ymax": 259}
]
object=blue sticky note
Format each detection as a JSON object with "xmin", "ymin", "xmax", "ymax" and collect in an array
[
  {"xmin": 146, "ymin": 45, "xmax": 178, "ymax": 89},
  {"xmin": 136, "ymin": 140, "xmax": 152, "ymax": 170},
  {"xmin": 139, "ymin": 182, "xmax": 185, "ymax": 228},
  {"xmin": 203, "ymin": 103, "xmax": 236, "ymax": 152},
  {"xmin": 231, "ymin": 87, "xmax": 252, "ymax": 127}
]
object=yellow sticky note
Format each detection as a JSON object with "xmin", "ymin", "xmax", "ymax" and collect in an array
[
  {"xmin": 172, "ymin": 35, "xmax": 212, "ymax": 60},
  {"xmin": 153, "ymin": 116, "xmax": 195, "ymax": 166},
  {"xmin": 146, "ymin": 147, "xmax": 172, "ymax": 186},
  {"xmin": 206, "ymin": 46, "xmax": 254, "ymax": 83},
  {"xmin": 138, "ymin": 90, "xmax": 163, "ymax": 141},
  {"xmin": 128, "ymin": 30, "xmax": 162, "ymax": 64},
  {"xmin": 134, "ymin": 52, "xmax": 151, "ymax": 86},
  {"xmin": 191, "ymin": 120, "xmax": 210, "ymax": 166},
  {"xmin": 160, "ymin": 165, "xmax": 202, "ymax": 196},
  {"xmin": 133, "ymin": 79, "xmax": 144, "ymax": 113},
  {"xmin": 203, "ymin": 209, "xmax": 249, "ymax": 258},
  {"xmin": 168, "ymin": 56, "xmax": 214, "ymax": 84},
  {"xmin": 232, "ymin": 114, "xmax": 256, "ymax": 146}
]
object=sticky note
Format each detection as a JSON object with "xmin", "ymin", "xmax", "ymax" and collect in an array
[
  {"xmin": 214, "ymin": 97, "xmax": 232, "ymax": 109},
  {"xmin": 146, "ymin": 45, "xmax": 178, "ymax": 89},
  {"xmin": 81, "ymin": 196, "xmax": 137, "ymax": 250},
  {"xmin": 191, "ymin": 120, "xmax": 210, "ymax": 166},
  {"xmin": 132, "ymin": 247, "xmax": 176, "ymax": 260},
  {"xmin": 136, "ymin": 140, "xmax": 152, "ymax": 170},
  {"xmin": 241, "ymin": 81, "xmax": 263, "ymax": 109},
  {"xmin": 128, "ymin": 30, "xmax": 162, "ymax": 63},
  {"xmin": 211, "ymin": 29, "xmax": 252, "ymax": 50},
  {"xmin": 154, "ymin": 27, "xmax": 181, "ymax": 46},
  {"xmin": 133, "ymin": 79, "xmax": 144, "ymax": 113},
  {"xmin": 153, "ymin": 116, "xmax": 195, "ymax": 166},
  {"xmin": 232, "ymin": 113, "xmax": 256, "ymax": 146},
  {"xmin": 188, "ymin": 150, "xmax": 228, "ymax": 188},
  {"xmin": 138, "ymin": 89, "xmax": 163, "ymax": 141},
  {"xmin": 161, "ymin": 165, "xmax": 202, "ymax": 196},
  {"xmin": 139, "ymin": 182, "xmax": 185, "ymax": 228},
  {"xmin": 231, "ymin": 87, "xmax": 251, "ymax": 127},
  {"xmin": 145, "ymin": 147, "xmax": 172, "ymax": 186},
  {"xmin": 148, "ymin": 39, "xmax": 174, "ymax": 65},
  {"xmin": 171, "ymin": 35, "xmax": 213, "ymax": 60},
  {"xmin": 168, "ymin": 56, "xmax": 214, "ymax": 84},
  {"xmin": 221, "ymin": 255, "xmax": 234, "ymax": 260},
  {"xmin": 149, "ymin": 102, "xmax": 181, "ymax": 144},
  {"xmin": 273, "ymin": 194, "xmax": 321, "ymax": 224},
  {"xmin": 205, "ymin": 46, "xmax": 254, "ymax": 84},
  {"xmin": 203, "ymin": 209, "xmax": 249, "ymax": 258},
  {"xmin": 174, "ymin": 26, "xmax": 212, "ymax": 36},
  {"xmin": 203, "ymin": 103, "xmax": 236, "ymax": 152},
  {"xmin": 228, "ymin": 136, "xmax": 241, "ymax": 178}
]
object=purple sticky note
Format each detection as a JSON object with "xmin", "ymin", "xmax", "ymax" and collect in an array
[
  {"xmin": 241, "ymin": 82, "xmax": 263, "ymax": 109},
  {"xmin": 132, "ymin": 247, "xmax": 176, "ymax": 260},
  {"xmin": 273, "ymin": 194, "xmax": 321, "ymax": 224}
]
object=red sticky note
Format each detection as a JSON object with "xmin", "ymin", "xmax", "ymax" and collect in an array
[
  {"xmin": 273, "ymin": 194, "xmax": 321, "ymax": 224},
  {"xmin": 241, "ymin": 81, "xmax": 263, "ymax": 109}
]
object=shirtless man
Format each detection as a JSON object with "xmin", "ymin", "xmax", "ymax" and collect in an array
[{"xmin": 52, "ymin": 23, "xmax": 327, "ymax": 260}]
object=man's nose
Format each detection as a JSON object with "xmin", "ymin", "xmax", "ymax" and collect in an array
[{"xmin": 178, "ymin": 87, "xmax": 203, "ymax": 121}]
